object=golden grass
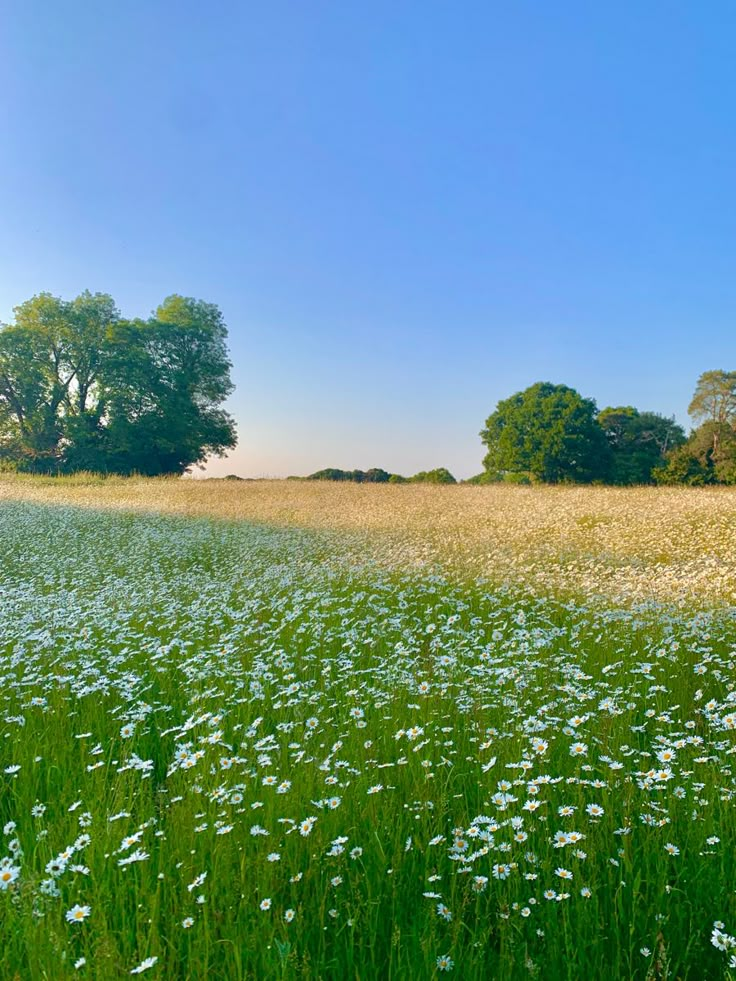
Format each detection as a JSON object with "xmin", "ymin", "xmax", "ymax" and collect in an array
[{"xmin": 1, "ymin": 475, "xmax": 735, "ymax": 605}]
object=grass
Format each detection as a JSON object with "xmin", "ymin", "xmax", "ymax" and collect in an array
[
  {"xmin": 0, "ymin": 479, "xmax": 735, "ymax": 978},
  {"xmin": 2, "ymin": 475, "xmax": 736, "ymax": 605}
]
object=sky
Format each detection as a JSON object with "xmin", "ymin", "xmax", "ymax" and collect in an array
[{"xmin": 1, "ymin": 2, "xmax": 735, "ymax": 478}]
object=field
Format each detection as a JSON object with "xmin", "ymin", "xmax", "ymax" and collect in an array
[{"xmin": 0, "ymin": 478, "xmax": 735, "ymax": 979}]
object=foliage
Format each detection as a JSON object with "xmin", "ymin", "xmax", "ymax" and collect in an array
[
  {"xmin": 598, "ymin": 406, "xmax": 685, "ymax": 485},
  {"xmin": 688, "ymin": 370, "xmax": 736, "ymax": 427},
  {"xmin": 407, "ymin": 467, "xmax": 457, "ymax": 484},
  {"xmin": 306, "ymin": 468, "xmax": 396, "ymax": 483},
  {"xmin": 0, "ymin": 292, "xmax": 236, "ymax": 475},
  {"xmin": 304, "ymin": 467, "xmax": 457, "ymax": 484},
  {"xmin": 463, "ymin": 472, "xmax": 495, "ymax": 484},
  {"xmin": 305, "ymin": 468, "xmax": 456, "ymax": 484},
  {"xmin": 655, "ymin": 421, "xmax": 736, "ymax": 486},
  {"xmin": 654, "ymin": 371, "xmax": 736, "ymax": 486},
  {"xmin": 481, "ymin": 382, "xmax": 610, "ymax": 483}
]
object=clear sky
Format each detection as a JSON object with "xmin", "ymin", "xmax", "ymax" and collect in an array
[{"xmin": 1, "ymin": 2, "xmax": 734, "ymax": 478}]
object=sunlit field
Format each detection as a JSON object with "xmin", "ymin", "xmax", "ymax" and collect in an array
[
  {"xmin": 1, "ymin": 479, "xmax": 735, "ymax": 979},
  {"xmin": 3, "ymin": 476, "xmax": 736, "ymax": 606}
]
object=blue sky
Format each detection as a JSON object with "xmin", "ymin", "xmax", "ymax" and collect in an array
[{"xmin": 2, "ymin": 2, "xmax": 734, "ymax": 477}]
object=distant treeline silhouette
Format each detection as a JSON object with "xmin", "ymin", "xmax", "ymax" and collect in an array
[{"xmin": 290, "ymin": 467, "xmax": 457, "ymax": 484}]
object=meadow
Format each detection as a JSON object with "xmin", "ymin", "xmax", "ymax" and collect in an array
[{"xmin": 0, "ymin": 478, "xmax": 735, "ymax": 979}]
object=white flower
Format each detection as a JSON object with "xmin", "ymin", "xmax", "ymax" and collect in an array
[
  {"xmin": 0, "ymin": 865, "xmax": 20, "ymax": 889},
  {"xmin": 130, "ymin": 956, "xmax": 158, "ymax": 974},
  {"xmin": 65, "ymin": 904, "xmax": 91, "ymax": 923}
]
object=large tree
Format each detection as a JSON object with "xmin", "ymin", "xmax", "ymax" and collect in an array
[
  {"xmin": 598, "ymin": 406, "xmax": 685, "ymax": 485},
  {"xmin": 480, "ymin": 382, "xmax": 610, "ymax": 483},
  {"xmin": 687, "ymin": 370, "xmax": 736, "ymax": 459},
  {"xmin": 655, "ymin": 369, "xmax": 736, "ymax": 484},
  {"xmin": 688, "ymin": 370, "xmax": 736, "ymax": 427},
  {"xmin": 0, "ymin": 291, "xmax": 237, "ymax": 474}
]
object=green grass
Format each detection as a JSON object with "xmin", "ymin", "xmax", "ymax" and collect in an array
[{"xmin": 0, "ymin": 501, "xmax": 734, "ymax": 979}]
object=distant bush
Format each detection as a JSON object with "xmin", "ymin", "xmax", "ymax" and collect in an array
[
  {"xmin": 307, "ymin": 469, "xmax": 355, "ymax": 482},
  {"xmin": 302, "ymin": 467, "xmax": 456, "ymax": 484},
  {"xmin": 465, "ymin": 471, "xmax": 531, "ymax": 485},
  {"xmin": 363, "ymin": 469, "xmax": 393, "ymax": 483},
  {"xmin": 408, "ymin": 468, "xmax": 456, "ymax": 484},
  {"xmin": 306, "ymin": 468, "xmax": 396, "ymax": 483},
  {"xmin": 463, "ymin": 472, "xmax": 497, "ymax": 485}
]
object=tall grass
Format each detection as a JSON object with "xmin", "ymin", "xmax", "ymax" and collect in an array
[
  {"xmin": 0, "ymin": 486, "xmax": 734, "ymax": 978},
  {"xmin": 2, "ymin": 476, "xmax": 736, "ymax": 605}
]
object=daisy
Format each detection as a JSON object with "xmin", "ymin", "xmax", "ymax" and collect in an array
[
  {"xmin": 299, "ymin": 817, "xmax": 317, "ymax": 836},
  {"xmin": 0, "ymin": 866, "xmax": 19, "ymax": 889},
  {"xmin": 65, "ymin": 904, "xmax": 91, "ymax": 923},
  {"xmin": 130, "ymin": 956, "xmax": 158, "ymax": 974}
]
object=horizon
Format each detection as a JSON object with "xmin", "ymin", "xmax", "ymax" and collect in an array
[{"xmin": 2, "ymin": 2, "xmax": 735, "ymax": 479}]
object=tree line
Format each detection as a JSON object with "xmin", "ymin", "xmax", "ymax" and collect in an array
[
  {"xmin": 291, "ymin": 467, "xmax": 457, "ymax": 484},
  {"xmin": 0, "ymin": 292, "xmax": 236, "ymax": 475},
  {"xmin": 296, "ymin": 375, "xmax": 735, "ymax": 488},
  {"xmin": 1, "ymin": 290, "xmax": 732, "ymax": 486},
  {"xmin": 474, "ymin": 372, "xmax": 736, "ymax": 485}
]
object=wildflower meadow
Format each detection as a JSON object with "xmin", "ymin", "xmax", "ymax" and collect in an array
[{"xmin": 0, "ymin": 479, "xmax": 735, "ymax": 979}]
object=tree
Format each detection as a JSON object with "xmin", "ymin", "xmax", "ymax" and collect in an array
[
  {"xmin": 687, "ymin": 370, "xmax": 736, "ymax": 459},
  {"xmin": 480, "ymin": 382, "xmax": 610, "ymax": 483},
  {"xmin": 654, "ymin": 421, "xmax": 736, "ymax": 486},
  {"xmin": 0, "ymin": 291, "xmax": 118, "ymax": 471},
  {"xmin": 103, "ymin": 297, "xmax": 237, "ymax": 475},
  {"xmin": 598, "ymin": 406, "xmax": 685, "ymax": 484},
  {"xmin": 688, "ymin": 370, "xmax": 736, "ymax": 427},
  {"xmin": 0, "ymin": 291, "xmax": 237, "ymax": 475}
]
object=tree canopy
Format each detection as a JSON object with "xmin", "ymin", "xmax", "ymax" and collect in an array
[
  {"xmin": 688, "ymin": 370, "xmax": 736, "ymax": 427},
  {"xmin": 597, "ymin": 406, "xmax": 685, "ymax": 485},
  {"xmin": 479, "ymin": 374, "xmax": 735, "ymax": 487},
  {"xmin": 0, "ymin": 292, "xmax": 236, "ymax": 475},
  {"xmin": 480, "ymin": 382, "xmax": 610, "ymax": 483},
  {"xmin": 650, "ymin": 371, "xmax": 736, "ymax": 485}
]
